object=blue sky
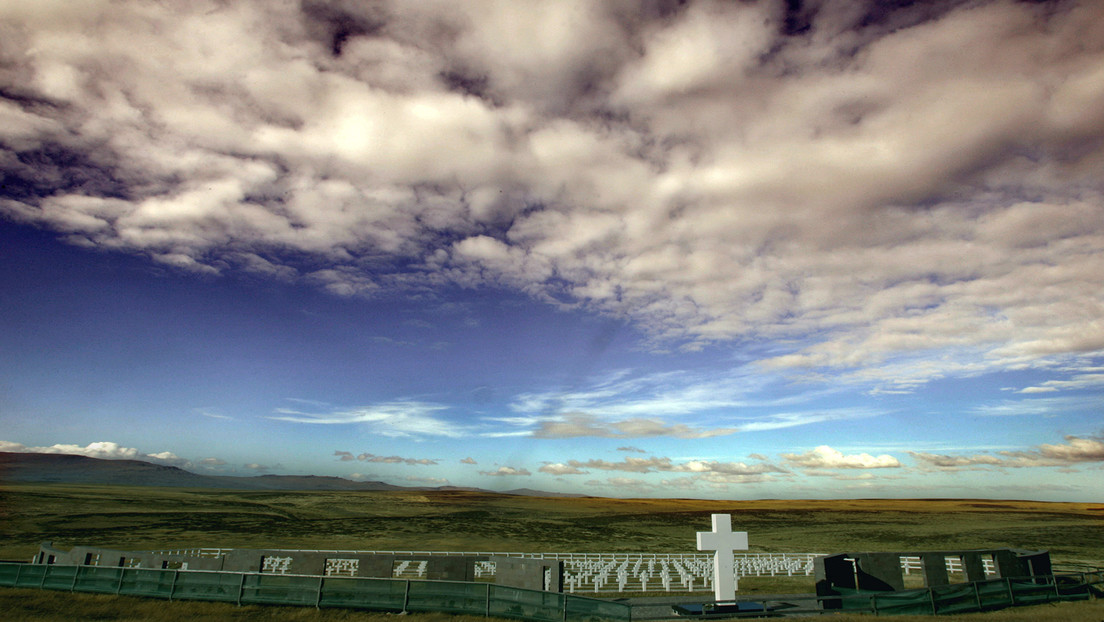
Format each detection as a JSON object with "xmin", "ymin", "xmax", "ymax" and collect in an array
[{"xmin": 1, "ymin": 0, "xmax": 1103, "ymax": 501}]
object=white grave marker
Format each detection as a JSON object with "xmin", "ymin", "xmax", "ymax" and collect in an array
[{"xmin": 696, "ymin": 513, "xmax": 748, "ymax": 602}]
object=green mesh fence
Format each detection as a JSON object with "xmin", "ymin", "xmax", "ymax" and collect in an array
[
  {"xmin": 171, "ymin": 570, "xmax": 245, "ymax": 603},
  {"xmin": 318, "ymin": 576, "xmax": 407, "ymax": 610},
  {"xmin": 119, "ymin": 568, "xmax": 177, "ymax": 598},
  {"xmin": 487, "ymin": 584, "xmax": 565, "ymax": 622},
  {"xmin": 241, "ymin": 573, "xmax": 321, "ymax": 606},
  {"xmin": 822, "ymin": 571, "xmax": 1097, "ymax": 616},
  {"xmin": 0, "ymin": 562, "xmax": 631, "ymax": 622},
  {"xmin": 407, "ymin": 580, "xmax": 491, "ymax": 616}
]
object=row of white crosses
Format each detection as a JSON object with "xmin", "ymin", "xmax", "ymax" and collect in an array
[{"xmin": 556, "ymin": 554, "xmax": 815, "ymax": 594}]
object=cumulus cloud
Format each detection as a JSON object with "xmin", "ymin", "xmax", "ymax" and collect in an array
[
  {"xmin": 144, "ymin": 451, "xmax": 190, "ymax": 467},
  {"xmin": 782, "ymin": 446, "xmax": 902, "ymax": 469},
  {"xmin": 460, "ymin": 457, "xmax": 478, "ymax": 465},
  {"xmin": 538, "ymin": 463, "xmax": 589, "ymax": 476},
  {"xmin": 479, "ymin": 466, "xmax": 532, "ymax": 477},
  {"xmin": 1035, "ymin": 436, "xmax": 1104, "ymax": 463},
  {"xmin": 1, "ymin": 0, "xmax": 1101, "ymax": 395}
]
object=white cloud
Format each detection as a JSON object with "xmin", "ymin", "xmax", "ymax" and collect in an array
[
  {"xmin": 910, "ymin": 435, "xmax": 1104, "ymax": 469},
  {"xmin": 554, "ymin": 455, "xmax": 788, "ymax": 483},
  {"xmin": 145, "ymin": 451, "xmax": 189, "ymax": 467},
  {"xmin": 404, "ymin": 475, "xmax": 449, "ymax": 486},
  {"xmin": 1017, "ymin": 373, "xmax": 1104, "ymax": 394},
  {"xmin": 270, "ymin": 401, "xmax": 466, "ymax": 437},
  {"xmin": 479, "ymin": 466, "xmax": 532, "ymax": 477},
  {"xmin": 782, "ymin": 446, "xmax": 901, "ymax": 470},
  {"xmin": 2, "ymin": 0, "xmax": 1103, "ymax": 393},
  {"xmin": 971, "ymin": 396, "xmax": 1097, "ymax": 417},
  {"xmin": 531, "ymin": 412, "xmax": 737, "ymax": 439},
  {"xmin": 739, "ymin": 409, "xmax": 884, "ymax": 432},
  {"xmin": 909, "ymin": 452, "xmax": 1006, "ymax": 469},
  {"xmin": 538, "ymin": 463, "xmax": 588, "ymax": 476},
  {"xmin": 354, "ymin": 452, "xmax": 437, "ymax": 466}
]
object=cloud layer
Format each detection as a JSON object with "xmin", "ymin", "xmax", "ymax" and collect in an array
[{"xmin": 3, "ymin": 0, "xmax": 1103, "ymax": 393}]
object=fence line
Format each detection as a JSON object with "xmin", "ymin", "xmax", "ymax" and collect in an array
[
  {"xmin": 144, "ymin": 549, "xmax": 823, "ymax": 594},
  {"xmin": 0, "ymin": 561, "xmax": 630, "ymax": 622}
]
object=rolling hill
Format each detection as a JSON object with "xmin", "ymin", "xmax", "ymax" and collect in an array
[{"xmin": 0, "ymin": 452, "xmax": 583, "ymax": 496}]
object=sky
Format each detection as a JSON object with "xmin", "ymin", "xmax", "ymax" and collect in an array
[{"xmin": 1, "ymin": 0, "xmax": 1103, "ymax": 502}]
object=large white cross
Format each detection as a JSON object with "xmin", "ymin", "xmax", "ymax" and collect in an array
[{"xmin": 696, "ymin": 513, "xmax": 748, "ymax": 602}]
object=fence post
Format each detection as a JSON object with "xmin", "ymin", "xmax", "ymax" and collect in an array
[
  {"xmin": 484, "ymin": 582, "xmax": 491, "ymax": 618},
  {"xmin": 1052, "ymin": 574, "xmax": 1061, "ymax": 599},
  {"xmin": 169, "ymin": 570, "xmax": 179, "ymax": 602},
  {"xmin": 14, "ymin": 564, "xmax": 22, "ymax": 587},
  {"xmin": 115, "ymin": 567, "xmax": 125, "ymax": 595},
  {"xmin": 870, "ymin": 593, "xmax": 878, "ymax": 616},
  {"xmin": 237, "ymin": 573, "xmax": 246, "ymax": 606},
  {"xmin": 1004, "ymin": 577, "xmax": 1015, "ymax": 605},
  {"xmin": 39, "ymin": 564, "xmax": 49, "ymax": 589},
  {"xmin": 927, "ymin": 586, "xmax": 937, "ymax": 615},
  {"xmin": 972, "ymin": 581, "xmax": 982, "ymax": 611},
  {"xmin": 71, "ymin": 565, "xmax": 81, "ymax": 592},
  {"xmin": 315, "ymin": 575, "xmax": 324, "ymax": 609},
  {"xmin": 402, "ymin": 580, "xmax": 411, "ymax": 613}
]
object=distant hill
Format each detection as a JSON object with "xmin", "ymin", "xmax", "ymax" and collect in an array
[
  {"xmin": 0, "ymin": 452, "xmax": 580, "ymax": 497},
  {"xmin": 0, "ymin": 452, "xmax": 409, "ymax": 491}
]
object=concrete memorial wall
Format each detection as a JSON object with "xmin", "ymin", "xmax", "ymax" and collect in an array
[
  {"xmin": 34, "ymin": 542, "xmax": 545, "ymax": 589},
  {"xmin": 815, "ymin": 548, "xmax": 1054, "ymax": 608}
]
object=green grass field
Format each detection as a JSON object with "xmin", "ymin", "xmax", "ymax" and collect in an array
[
  {"xmin": 2, "ymin": 485, "xmax": 1102, "ymax": 562},
  {"xmin": 0, "ymin": 484, "xmax": 1101, "ymax": 620}
]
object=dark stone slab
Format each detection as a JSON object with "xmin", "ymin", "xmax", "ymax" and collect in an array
[
  {"xmin": 855, "ymin": 553, "xmax": 904, "ymax": 591},
  {"xmin": 920, "ymin": 553, "xmax": 949, "ymax": 587},
  {"xmin": 961, "ymin": 553, "xmax": 987, "ymax": 582}
]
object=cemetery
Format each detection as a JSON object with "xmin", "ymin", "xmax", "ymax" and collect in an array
[{"xmin": 4, "ymin": 513, "xmax": 1101, "ymax": 619}]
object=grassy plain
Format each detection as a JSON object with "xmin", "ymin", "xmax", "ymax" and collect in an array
[
  {"xmin": 1, "ymin": 484, "xmax": 1102, "ymax": 619},
  {"xmin": 1, "ymin": 484, "xmax": 1101, "ymax": 563}
]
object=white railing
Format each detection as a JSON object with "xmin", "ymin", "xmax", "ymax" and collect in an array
[{"xmin": 899, "ymin": 555, "xmax": 997, "ymax": 577}]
